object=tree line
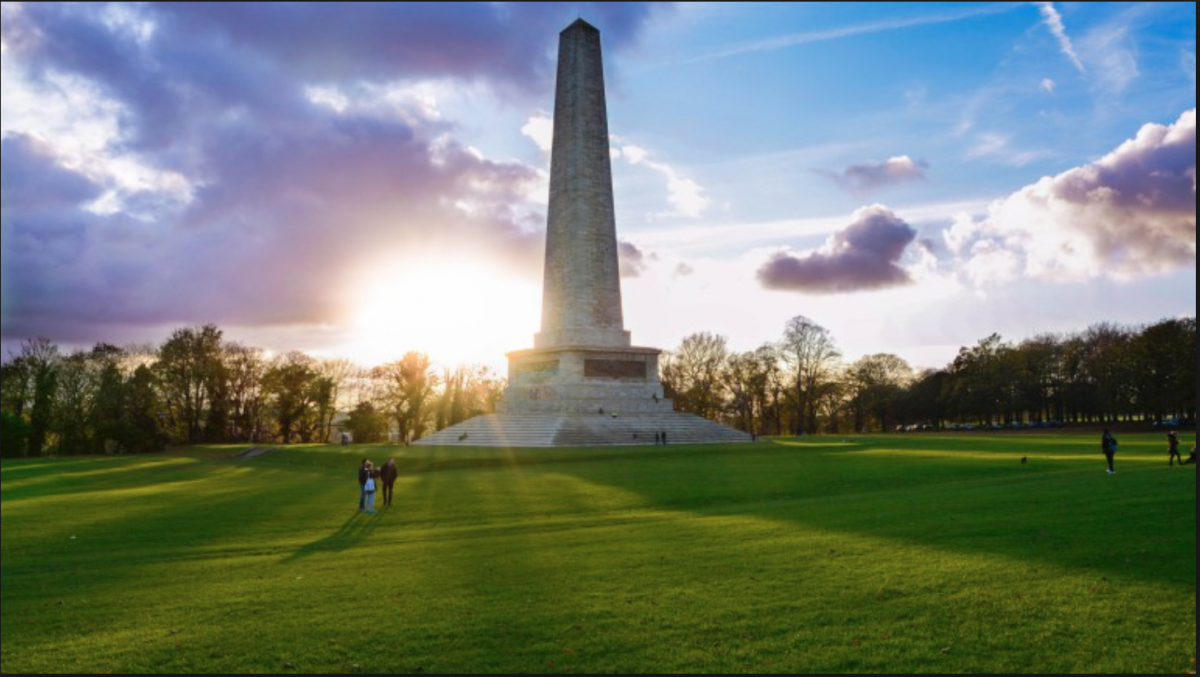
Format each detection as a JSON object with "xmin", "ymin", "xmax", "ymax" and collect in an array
[
  {"xmin": 0, "ymin": 326, "xmax": 503, "ymax": 458},
  {"xmin": 661, "ymin": 316, "xmax": 1197, "ymax": 436},
  {"xmin": 1, "ymin": 316, "xmax": 1194, "ymax": 457}
]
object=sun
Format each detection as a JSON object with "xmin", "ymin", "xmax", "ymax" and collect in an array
[{"xmin": 345, "ymin": 257, "xmax": 540, "ymax": 369}]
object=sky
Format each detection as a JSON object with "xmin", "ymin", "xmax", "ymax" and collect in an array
[{"xmin": 1, "ymin": 1, "xmax": 1195, "ymax": 371}]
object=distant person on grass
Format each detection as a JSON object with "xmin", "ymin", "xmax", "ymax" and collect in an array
[
  {"xmin": 380, "ymin": 459, "xmax": 399, "ymax": 508},
  {"xmin": 357, "ymin": 459, "xmax": 370, "ymax": 511},
  {"xmin": 1185, "ymin": 446, "xmax": 1197, "ymax": 466},
  {"xmin": 363, "ymin": 462, "xmax": 378, "ymax": 515},
  {"xmin": 1167, "ymin": 431, "xmax": 1183, "ymax": 466},
  {"xmin": 1102, "ymin": 429, "xmax": 1118, "ymax": 475}
]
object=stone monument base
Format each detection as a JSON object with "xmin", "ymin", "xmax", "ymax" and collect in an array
[{"xmin": 413, "ymin": 412, "xmax": 752, "ymax": 448}]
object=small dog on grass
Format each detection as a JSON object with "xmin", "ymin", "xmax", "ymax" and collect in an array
[{"xmin": 1021, "ymin": 456, "xmax": 1028, "ymax": 465}]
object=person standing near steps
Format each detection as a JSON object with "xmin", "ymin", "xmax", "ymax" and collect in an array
[{"xmin": 1101, "ymin": 429, "xmax": 1118, "ymax": 475}]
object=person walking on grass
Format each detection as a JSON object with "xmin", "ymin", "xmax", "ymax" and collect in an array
[
  {"xmin": 363, "ymin": 462, "xmax": 378, "ymax": 514},
  {"xmin": 1168, "ymin": 431, "xmax": 1183, "ymax": 466},
  {"xmin": 1102, "ymin": 428, "xmax": 1118, "ymax": 475},
  {"xmin": 357, "ymin": 458, "xmax": 370, "ymax": 511},
  {"xmin": 380, "ymin": 459, "xmax": 399, "ymax": 508}
]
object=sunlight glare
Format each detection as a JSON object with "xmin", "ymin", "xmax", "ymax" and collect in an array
[{"xmin": 346, "ymin": 258, "xmax": 540, "ymax": 369}]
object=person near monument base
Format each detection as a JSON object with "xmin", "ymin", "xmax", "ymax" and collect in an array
[
  {"xmin": 380, "ymin": 459, "xmax": 399, "ymax": 507},
  {"xmin": 1168, "ymin": 431, "xmax": 1183, "ymax": 466},
  {"xmin": 363, "ymin": 462, "xmax": 378, "ymax": 515},
  {"xmin": 357, "ymin": 459, "xmax": 370, "ymax": 511},
  {"xmin": 1101, "ymin": 429, "xmax": 1118, "ymax": 475}
]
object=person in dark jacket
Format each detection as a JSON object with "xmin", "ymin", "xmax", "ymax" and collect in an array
[
  {"xmin": 1184, "ymin": 446, "xmax": 1196, "ymax": 466},
  {"xmin": 1168, "ymin": 431, "xmax": 1183, "ymax": 466},
  {"xmin": 380, "ymin": 459, "xmax": 399, "ymax": 507},
  {"xmin": 1101, "ymin": 429, "xmax": 1118, "ymax": 475},
  {"xmin": 357, "ymin": 459, "xmax": 370, "ymax": 511}
]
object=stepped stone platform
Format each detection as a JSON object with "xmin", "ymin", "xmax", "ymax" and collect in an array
[{"xmin": 414, "ymin": 413, "xmax": 751, "ymax": 448}]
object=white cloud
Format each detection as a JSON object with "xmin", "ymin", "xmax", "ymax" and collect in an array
[
  {"xmin": 952, "ymin": 109, "xmax": 1196, "ymax": 284},
  {"xmin": 966, "ymin": 133, "xmax": 1050, "ymax": 167},
  {"xmin": 618, "ymin": 144, "xmax": 710, "ymax": 218},
  {"xmin": 1035, "ymin": 2, "xmax": 1085, "ymax": 73},
  {"xmin": 687, "ymin": 3, "xmax": 1020, "ymax": 64},
  {"xmin": 1040, "ymin": 77, "xmax": 1056, "ymax": 93},
  {"xmin": 521, "ymin": 113, "xmax": 553, "ymax": 154},
  {"xmin": 1079, "ymin": 25, "xmax": 1139, "ymax": 96}
]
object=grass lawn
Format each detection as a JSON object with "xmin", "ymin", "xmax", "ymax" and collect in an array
[{"xmin": 1, "ymin": 434, "xmax": 1195, "ymax": 674}]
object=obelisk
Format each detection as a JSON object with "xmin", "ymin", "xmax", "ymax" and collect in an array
[
  {"xmin": 414, "ymin": 20, "xmax": 749, "ymax": 446},
  {"xmin": 537, "ymin": 19, "xmax": 630, "ymax": 350}
]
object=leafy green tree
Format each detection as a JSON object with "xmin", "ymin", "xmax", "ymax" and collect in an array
[
  {"xmin": 343, "ymin": 401, "xmax": 388, "ymax": 444},
  {"xmin": 0, "ymin": 411, "xmax": 31, "ymax": 458},
  {"xmin": 263, "ymin": 352, "xmax": 320, "ymax": 444},
  {"xmin": 379, "ymin": 352, "xmax": 437, "ymax": 443},
  {"xmin": 155, "ymin": 326, "xmax": 225, "ymax": 444}
]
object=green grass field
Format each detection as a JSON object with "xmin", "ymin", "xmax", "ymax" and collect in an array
[{"xmin": 1, "ymin": 434, "xmax": 1195, "ymax": 674}]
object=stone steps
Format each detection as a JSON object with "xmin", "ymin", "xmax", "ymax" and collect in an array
[{"xmin": 414, "ymin": 413, "xmax": 751, "ymax": 448}]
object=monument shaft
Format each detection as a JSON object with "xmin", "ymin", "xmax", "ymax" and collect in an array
[
  {"xmin": 414, "ymin": 19, "xmax": 749, "ymax": 446},
  {"xmin": 537, "ymin": 19, "xmax": 629, "ymax": 350}
]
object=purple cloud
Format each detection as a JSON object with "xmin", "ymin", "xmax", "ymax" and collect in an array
[
  {"xmin": 949, "ymin": 109, "xmax": 1196, "ymax": 284},
  {"xmin": 618, "ymin": 241, "xmax": 648, "ymax": 278},
  {"xmin": 0, "ymin": 3, "xmax": 666, "ymax": 345},
  {"xmin": 757, "ymin": 205, "xmax": 918, "ymax": 294},
  {"xmin": 819, "ymin": 155, "xmax": 928, "ymax": 194}
]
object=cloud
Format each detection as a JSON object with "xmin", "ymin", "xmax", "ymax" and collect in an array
[
  {"xmin": 1035, "ymin": 2, "xmax": 1085, "ymax": 73},
  {"xmin": 618, "ymin": 144, "xmax": 710, "ymax": 218},
  {"xmin": 673, "ymin": 262, "xmax": 695, "ymax": 278},
  {"xmin": 819, "ymin": 155, "xmax": 928, "ymax": 194},
  {"xmin": 617, "ymin": 241, "xmax": 649, "ymax": 278},
  {"xmin": 0, "ymin": 3, "xmax": 666, "ymax": 344},
  {"xmin": 687, "ymin": 3, "xmax": 1020, "ymax": 64},
  {"xmin": 950, "ymin": 109, "xmax": 1196, "ymax": 284},
  {"xmin": 1040, "ymin": 77, "xmax": 1056, "ymax": 93},
  {"xmin": 522, "ymin": 113, "xmax": 554, "ymax": 153},
  {"xmin": 757, "ymin": 205, "xmax": 918, "ymax": 294},
  {"xmin": 1078, "ymin": 24, "xmax": 1139, "ymax": 96},
  {"xmin": 966, "ymin": 133, "xmax": 1050, "ymax": 167}
]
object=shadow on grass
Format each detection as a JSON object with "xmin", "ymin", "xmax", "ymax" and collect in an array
[{"xmin": 282, "ymin": 510, "xmax": 386, "ymax": 563}]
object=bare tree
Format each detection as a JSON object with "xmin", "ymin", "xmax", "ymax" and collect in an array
[
  {"xmin": 779, "ymin": 316, "xmax": 841, "ymax": 434},
  {"xmin": 660, "ymin": 333, "xmax": 730, "ymax": 420}
]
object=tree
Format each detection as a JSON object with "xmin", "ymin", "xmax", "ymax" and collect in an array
[
  {"xmin": 0, "ymin": 411, "xmax": 31, "ymax": 458},
  {"xmin": 343, "ymin": 401, "xmax": 388, "ymax": 444},
  {"xmin": 155, "ymin": 326, "xmax": 225, "ymax": 444},
  {"xmin": 779, "ymin": 317, "xmax": 841, "ymax": 434},
  {"xmin": 847, "ymin": 354, "xmax": 913, "ymax": 432},
  {"xmin": 123, "ymin": 365, "xmax": 167, "ymax": 453},
  {"xmin": 263, "ymin": 352, "xmax": 320, "ymax": 444},
  {"xmin": 379, "ymin": 352, "xmax": 437, "ymax": 443},
  {"xmin": 316, "ymin": 359, "xmax": 355, "ymax": 444},
  {"xmin": 224, "ymin": 344, "xmax": 267, "ymax": 443},
  {"xmin": 0, "ymin": 359, "xmax": 30, "ymax": 418},
  {"xmin": 19, "ymin": 339, "xmax": 60, "ymax": 456},
  {"xmin": 660, "ymin": 332, "xmax": 730, "ymax": 420}
]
